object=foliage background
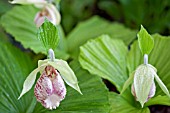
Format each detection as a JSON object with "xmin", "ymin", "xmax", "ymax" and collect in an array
[{"xmin": 0, "ymin": 0, "xmax": 170, "ymax": 113}]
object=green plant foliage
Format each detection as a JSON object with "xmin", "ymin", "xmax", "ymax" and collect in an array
[
  {"xmin": 109, "ymin": 92, "xmax": 150, "ymax": 113},
  {"xmin": 137, "ymin": 25, "xmax": 154, "ymax": 55},
  {"xmin": 79, "ymin": 33, "xmax": 170, "ymax": 112},
  {"xmin": 67, "ymin": 16, "xmax": 137, "ymax": 59},
  {"xmin": 0, "ymin": 0, "xmax": 12, "ymax": 15},
  {"xmin": 79, "ymin": 35, "xmax": 128, "ymax": 92},
  {"xmin": 98, "ymin": 0, "xmax": 170, "ymax": 34},
  {"xmin": 1, "ymin": 5, "xmax": 41, "ymax": 52},
  {"xmin": 145, "ymin": 95, "xmax": 170, "ymax": 106},
  {"xmin": 60, "ymin": 0, "xmax": 95, "ymax": 33},
  {"xmin": 38, "ymin": 19, "xmax": 60, "ymax": 52},
  {"xmin": 127, "ymin": 34, "xmax": 170, "ymax": 106},
  {"xmin": 33, "ymin": 61, "xmax": 110, "ymax": 113},
  {"xmin": 0, "ymin": 5, "xmax": 68, "ymax": 59},
  {"xmin": 0, "ymin": 38, "xmax": 110, "ymax": 112},
  {"xmin": 0, "ymin": 39, "xmax": 36, "ymax": 113}
]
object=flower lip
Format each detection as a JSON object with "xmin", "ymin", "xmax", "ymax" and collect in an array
[{"xmin": 34, "ymin": 65, "xmax": 66, "ymax": 109}]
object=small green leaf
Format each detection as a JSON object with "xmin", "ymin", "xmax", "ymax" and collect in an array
[
  {"xmin": 38, "ymin": 19, "xmax": 60, "ymax": 52},
  {"xmin": 121, "ymin": 72, "xmax": 134, "ymax": 94},
  {"xmin": 137, "ymin": 25, "xmax": 154, "ymax": 55},
  {"xmin": 18, "ymin": 64, "xmax": 47, "ymax": 99},
  {"xmin": 154, "ymin": 73, "xmax": 170, "ymax": 98}
]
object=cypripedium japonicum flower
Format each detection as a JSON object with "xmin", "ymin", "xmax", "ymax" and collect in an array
[
  {"xmin": 18, "ymin": 49, "xmax": 82, "ymax": 110},
  {"xmin": 10, "ymin": 0, "xmax": 61, "ymax": 27},
  {"xmin": 121, "ymin": 54, "xmax": 170, "ymax": 107}
]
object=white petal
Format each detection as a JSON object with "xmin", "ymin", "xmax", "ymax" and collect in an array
[
  {"xmin": 18, "ymin": 64, "xmax": 47, "ymax": 99},
  {"xmin": 154, "ymin": 73, "xmax": 170, "ymax": 98},
  {"xmin": 45, "ymin": 4, "xmax": 61, "ymax": 25},
  {"xmin": 48, "ymin": 59, "xmax": 82, "ymax": 94}
]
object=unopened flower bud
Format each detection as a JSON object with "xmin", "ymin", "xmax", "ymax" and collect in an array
[
  {"xmin": 132, "ymin": 64, "xmax": 156, "ymax": 107},
  {"xmin": 122, "ymin": 55, "xmax": 170, "ymax": 108},
  {"xmin": 34, "ymin": 65, "xmax": 66, "ymax": 110}
]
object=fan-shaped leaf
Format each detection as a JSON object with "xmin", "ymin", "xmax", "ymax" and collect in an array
[
  {"xmin": 67, "ymin": 16, "xmax": 137, "ymax": 59},
  {"xmin": 79, "ymin": 35, "xmax": 128, "ymax": 92}
]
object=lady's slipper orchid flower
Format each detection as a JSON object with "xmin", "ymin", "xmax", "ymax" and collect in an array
[
  {"xmin": 18, "ymin": 49, "xmax": 82, "ymax": 109},
  {"xmin": 121, "ymin": 54, "xmax": 170, "ymax": 107},
  {"xmin": 10, "ymin": 0, "xmax": 61, "ymax": 27},
  {"xmin": 34, "ymin": 4, "xmax": 61, "ymax": 27}
]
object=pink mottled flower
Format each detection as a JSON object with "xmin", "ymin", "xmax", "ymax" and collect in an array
[
  {"xmin": 34, "ymin": 65, "xmax": 66, "ymax": 109},
  {"xmin": 18, "ymin": 49, "xmax": 82, "ymax": 110}
]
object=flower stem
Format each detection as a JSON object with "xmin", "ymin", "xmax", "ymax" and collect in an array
[
  {"xmin": 48, "ymin": 49, "xmax": 55, "ymax": 61},
  {"xmin": 144, "ymin": 54, "xmax": 148, "ymax": 65}
]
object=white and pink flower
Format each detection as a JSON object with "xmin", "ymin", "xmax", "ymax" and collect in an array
[
  {"xmin": 18, "ymin": 49, "xmax": 82, "ymax": 110},
  {"xmin": 34, "ymin": 65, "xmax": 66, "ymax": 109},
  {"xmin": 10, "ymin": 0, "xmax": 61, "ymax": 27}
]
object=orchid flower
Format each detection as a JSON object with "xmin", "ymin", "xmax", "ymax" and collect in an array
[
  {"xmin": 10, "ymin": 0, "xmax": 61, "ymax": 27},
  {"xmin": 121, "ymin": 54, "xmax": 170, "ymax": 107},
  {"xmin": 18, "ymin": 49, "xmax": 82, "ymax": 109}
]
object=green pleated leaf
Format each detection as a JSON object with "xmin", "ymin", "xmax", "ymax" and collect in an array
[
  {"xmin": 67, "ymin": 16, "xmax": 137, "ymax": 59},
  {"xmin": 109, "ymin": 92, "xmax": 150, "ymax": 113},
  {"xmin": 38, "ymin": 19, "xmax": 60, "ymax": 52},
  {"xmin": 1, "ymin": 5, "xmax": 68, "ymax": 59},
  {"xmin": 127, "ymin": 34, "xmax": 170, "ymax": 106},
  {"xmin": 137, "ymin": 25, "xmax": 154, "ymax": 55},
  {"xmin": 33, "ymin": 61, "xmax": 110, "ymax": 113},
  {"xmin": 79, "ymin": 35, "xmax": 128, "ymax": 92},
  {"xmin": 0, "ymin": 39, "xmax": 36, "ymax": 113}
]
